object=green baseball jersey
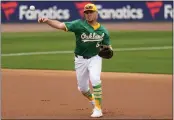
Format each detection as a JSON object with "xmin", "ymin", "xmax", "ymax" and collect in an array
[{"xmin": 64, "ymin": 19, "xmax": 111, "ymax": 57}]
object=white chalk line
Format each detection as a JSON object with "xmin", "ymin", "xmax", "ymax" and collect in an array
[{"xmin": 1, "ymin": 46, "xmax": 172, "ymax": 57}]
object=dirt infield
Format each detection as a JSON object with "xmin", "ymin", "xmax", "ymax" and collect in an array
[{"xmin": 2, "ymin": 69, "xmax": 172, "ymax": 119}]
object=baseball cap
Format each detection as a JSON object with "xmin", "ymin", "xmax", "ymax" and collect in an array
[{"xmin": 84, "ymin": 3, "xmax": 98, "ymax": 12}]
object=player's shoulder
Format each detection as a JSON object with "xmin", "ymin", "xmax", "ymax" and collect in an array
[
  {"xmin": 100, "ymin": 24, "xmax": 109, "ymax": 34},
  {"xmin": 72, "ymin": 19, "xmax": 84, "ymax": 24}
]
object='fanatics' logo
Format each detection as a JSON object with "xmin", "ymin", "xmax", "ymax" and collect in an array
[
  {"xmin": 146, "ymin": 1, "xmax": 163, "ymax": 19},
  {"xmin": 74, "ymin": 2, "xmax": 92, "ymax": 18},
  {"xmin": 1, "ymin": 2, "xmax": 18, "ymax": 20}
]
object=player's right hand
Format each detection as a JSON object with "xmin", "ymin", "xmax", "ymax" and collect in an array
[{"xmin": 38, "ymin": 18, "xmax": 49, "ymax": 23}]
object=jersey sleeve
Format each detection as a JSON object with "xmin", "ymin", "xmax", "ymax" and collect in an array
[
  {"xmin": 102, "ymin": 30, "xmax": 111, "ymax": 45},
  {"xmin": 64, "ymin": 19, "xmax": 80, "ymax": 32}
]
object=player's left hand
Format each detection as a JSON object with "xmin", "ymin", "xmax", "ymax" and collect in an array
[{"xmin": 98, "ymin": 45, "xmax": 113, "ymax": 59}]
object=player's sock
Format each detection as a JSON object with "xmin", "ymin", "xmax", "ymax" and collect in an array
[
  {"xmin": 93, "ymin": 84, "xmax": 102, "ymax": 110},
  {"xmin": 82, "ymin": 89, "xmax": 94, "ymax": 101}
]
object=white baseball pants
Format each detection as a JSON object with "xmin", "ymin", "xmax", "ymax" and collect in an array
[{"xmin": 74, "ymin": 55, "xmax": 102, "ymax": 93}]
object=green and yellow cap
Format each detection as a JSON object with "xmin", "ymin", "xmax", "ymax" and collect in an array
[{"xmin": 84, "ymin": 3, "xmax": 98, "ymax": 12}]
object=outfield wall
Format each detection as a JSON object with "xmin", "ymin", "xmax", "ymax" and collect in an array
[{"xmin": 1, "ymin": 1, "xmax": 173, "ymax": 23}]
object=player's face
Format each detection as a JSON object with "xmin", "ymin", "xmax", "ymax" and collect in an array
[{"xmin": 84, "ymin": 10, "xmax": 98, "ymax": 22}]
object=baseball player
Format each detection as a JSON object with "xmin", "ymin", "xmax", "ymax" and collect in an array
[{"xmin": 38, "ymin": 3, "xmax": 113, "ymax": 118}]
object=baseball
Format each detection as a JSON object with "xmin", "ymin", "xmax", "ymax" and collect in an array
[{"xmin": 29, "ymin": 5, "xmax": 35, "ymax": 11}]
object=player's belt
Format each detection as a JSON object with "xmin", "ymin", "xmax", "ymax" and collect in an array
[{"xmin": 75, "ymin": 54, "xmax": 92, "ymax": 59}]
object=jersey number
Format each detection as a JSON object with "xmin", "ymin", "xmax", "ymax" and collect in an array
[{"xmin": 96, "ymin": 42, "xmax": 101, "ymax": 48}]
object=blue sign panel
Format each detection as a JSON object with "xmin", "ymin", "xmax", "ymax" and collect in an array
[{"xmin": 1, "ymin": 1, "xmax": 173, "ymax": 23}]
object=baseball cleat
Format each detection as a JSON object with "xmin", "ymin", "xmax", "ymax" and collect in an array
[{"xmin": 91, "ymin": 107, "xmax": 103, "ymax": 118}]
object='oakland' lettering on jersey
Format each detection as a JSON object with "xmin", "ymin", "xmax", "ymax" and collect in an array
[
  {"xmin": 64, "ymin": 19, "xmax": 111, "ymax": 57},
  {"xmin": 81, "ymin": 33, "xmax": 105, "ymax": 42}
]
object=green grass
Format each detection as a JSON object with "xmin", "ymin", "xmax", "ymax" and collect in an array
[
  {"xmin": 2, "ymin": 32, "xmax": 76, "ymax": 53},
  {"xmin": 1, "ymin": 31, "xmax": 173, "ymax": 74},
  {"xmin": 103, "ymin": 49, "xmax": 172, "ymax": 74}
]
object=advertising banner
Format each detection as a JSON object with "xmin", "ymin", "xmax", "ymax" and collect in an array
[{"xmin": 1, "ymin": 1, "xmax": 173, "ymax": 23}]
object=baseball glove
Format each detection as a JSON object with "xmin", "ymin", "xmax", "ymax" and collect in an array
[{"xmin": 98, "ymin": 45, "xmax": 113, "ymax": 59}]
